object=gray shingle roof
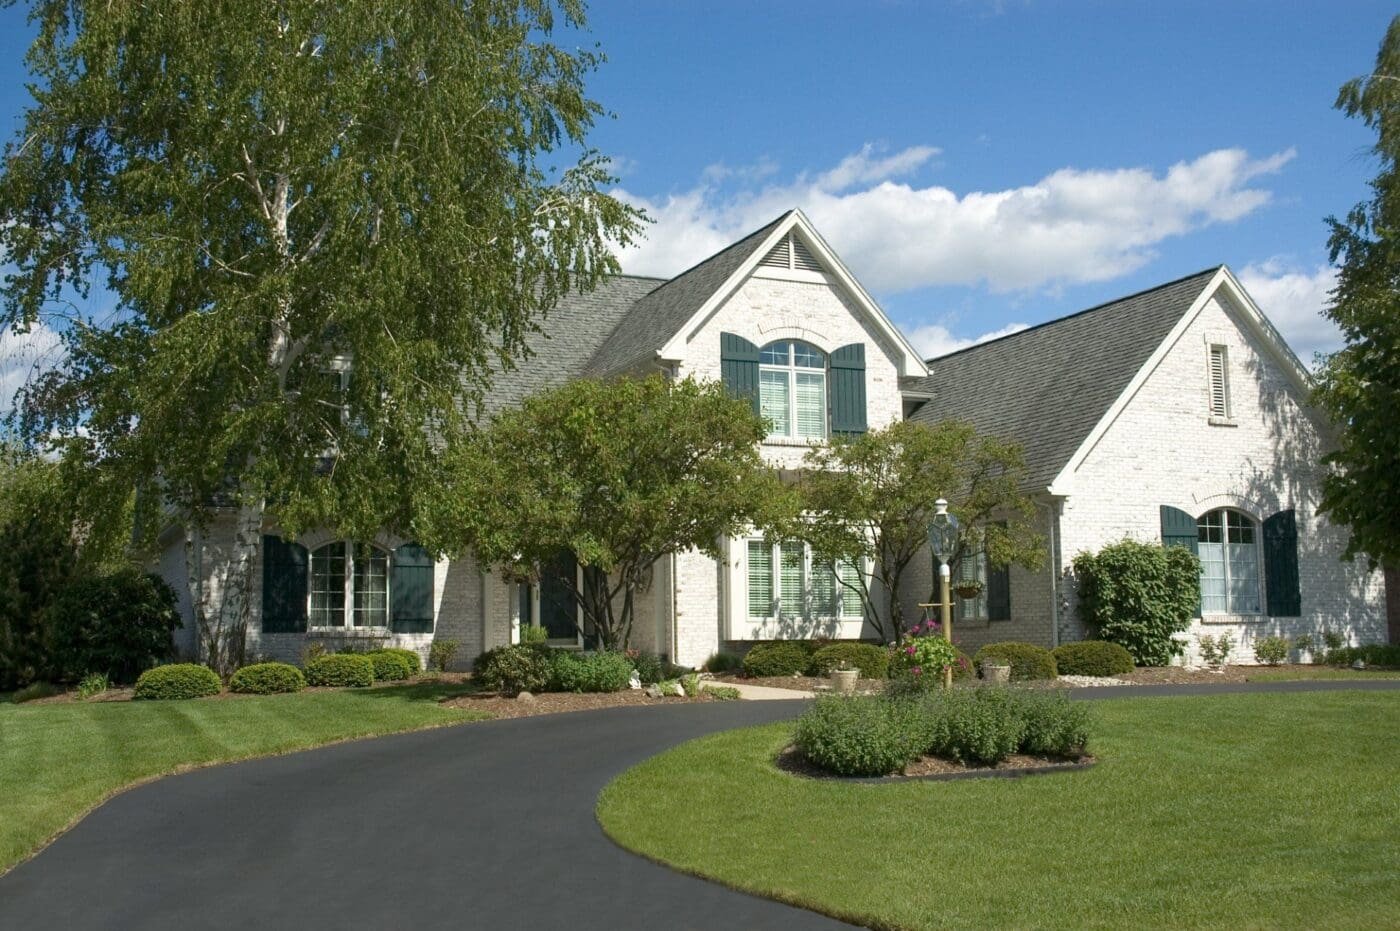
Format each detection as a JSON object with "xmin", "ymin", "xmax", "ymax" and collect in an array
[
  {"xmin": 583, "ymin": 212, "xmax": 792, "ymax": 376},
  {"xmin": 907, "ymin": 268, "xmax": 1220, "ymax": 491}
]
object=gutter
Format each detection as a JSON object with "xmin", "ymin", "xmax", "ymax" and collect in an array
[{"xmin": 1045, "ymin": 491, "xmax": 1066, "ymax": 649}]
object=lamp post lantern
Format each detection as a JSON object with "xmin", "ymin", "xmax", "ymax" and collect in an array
[{"xmin": 927, "ymin": 499, "xmax": 960, "ymax": 689}]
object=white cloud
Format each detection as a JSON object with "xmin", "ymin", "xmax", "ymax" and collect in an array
[
  {"xmin": 0, "ymin": 322, "xmax": 64, "ymax": 415},
  {"xmin": 1236, "ymin": 259, "xmax": 1342, "ymax": 364},
  {"xmin": 615, "ymin": 145, "xmax": 1295, "ymax": 294},
  {"xmin": 906, "ymin": 320, "xmax": 1030, "ymax": 360}
]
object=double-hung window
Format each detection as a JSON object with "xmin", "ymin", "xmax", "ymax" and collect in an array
[
  {"xmin": 310, "ymin": 542, "xmax": 390, "ymax": 628},
  {"xmin": 759, "ymin": 341, "xmax": 827, "ymax": 441},
  {"xmin": 746, "ymin": 539, "xmax": 861, "ymax": 620},
  {"xmin": 1197, "ymin": 510, "xmax": 1261, "ymax": 614}
]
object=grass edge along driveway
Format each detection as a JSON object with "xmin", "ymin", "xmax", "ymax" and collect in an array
[
  {"xmin": 597, "ymin": 690, "xmax": 1400, "ymax": 931},
  {"xmin": 0, "ymin": 681, "xmax": 488, "ymax": 875}
]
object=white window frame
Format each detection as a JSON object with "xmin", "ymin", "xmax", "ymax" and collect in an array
[
  {"xmin": 728, "ymin": 535, "xmax": 868, "ymax": 640},
  {"xmin": 308, "ymin": 540, "xmax": 391, "ymax": 631},
  {"xmin": 759, "ymin": 340, "xmax": 827, "ymax": 442},
  {"xmin": 1196, "ymin": 508, "xmax": 1263, "ymax": 617}
]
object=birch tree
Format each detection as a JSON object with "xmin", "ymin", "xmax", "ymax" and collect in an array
[{"xmin": 0, "ymin": 1, "xmax": 642, "ymax": 672}]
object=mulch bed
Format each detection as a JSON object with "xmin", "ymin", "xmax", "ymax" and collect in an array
[
  {"xmin": 442, "ymin": 689, "xmax": 728, "ymax": 719},
  {"xmin": 776, "ymin": 744, "xmax": 1095, "ymax": 782}
]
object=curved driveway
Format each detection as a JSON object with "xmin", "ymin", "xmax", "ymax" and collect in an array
[{"xmin": 2, "ymin": 680, "xmax": 1396, "ymax": 930}]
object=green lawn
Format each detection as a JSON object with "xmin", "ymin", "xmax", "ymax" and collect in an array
[
  {"xmin": 0, "ymin": 681, "xmax": 487, "ymax": 875},
  {"xmin": 598, "ymin": 691, "xmax": 1400, "ymax": 930}
]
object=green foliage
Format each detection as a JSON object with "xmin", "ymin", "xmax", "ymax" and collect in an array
[
  {"xmin": 548, "ymin": 650, "xmax": 633, "ymax": 693},
  {"xmin": 1322, "ymin": 629, "xmax": 1346, "ymax": 651},
  {"xmin": 1072, "ymin": 539, "xmax": 1201, "ymax": 666},
  {"xmin": 134, "ymin": 664, "xmax": 222, "ymax": 701},
  {"xmin": 370, "ymin": 647, "xmax": 422, "ymax": 675},
  {"xmin": 888, "ymin": 625, "xmax": 965, "ymax": 681},
  {"xmin": 47, "ymin": 570, "xmax": 182, "ymax": 684},
  {"xmin": 627, "ymin": 649, "xmax": 666, "ymax": 685},
  {"xmin": 741, "ymin": 642, "xmax": 813, "ymax": 678},
  {"xmin": 75, "ymin": 672, "xmax": 109, "ymax": 701},
  {"xmin": 229, "ymin": 662, "xmax": 306, "ymax": 695},
  {"xmin": 1015, "ymin": 691, "xmax": 1093, "ymax": 758},
  {"xmin": 304, "ymin": 654, "xmax": 375, "ymax": 688},
  {"xmin": 1323, "ymin": 644, "xmax": 1400, "ymax": 667},
  {"xmin": 428, "ymin": 640, "xmax": 459, "ymax": 673},
  {"xmin": 10, "ymin": 681, "xmax": 61, "ymax": 703},
  {"xmin": 365, "ymin": 651, "xmax": 412, "ymax": 682},
  {"xmin": 919, "ymin": 688, "xmax": 1025, "ymax": 766},
  {"xmin": 681, "ymin": 672, "xmax": 703, "ymax": 697},
  {"xmin": 1315, "ymin": 17, "xmax": 1400, "ymax": 567},
  {"xmin": 702, "ymin": 651, "xmax": 743, "ymax": 674},
  {"xmin": 974, "ymin": 642, "xmax": 1058, "ymax": 681},
  {"xmin": 519, "ymin": 625, "xmax": 550, "ymax": 646},
  {"xmin": 808, "ymin": 643, "xmax": 890, "ymax": 679},
  {"xmin": 1253, "ymin": 636, "xmax": 1292, "ymax": 666},
  {"xmin": 474, "ymin": 644, "xmax": 551, "ymax": 695},
  {"xmin": 434, "ymin": 375, "xmax": 794, "ymax": 650},
  {"xmin": 705, "ymin": 685, "xmax": 741, "ymax": 701},
  {"xmin": 794, "ymin": 695, "xmax": 929, "ymax": 777},
  {"xmin": 1052, "ymin": 641, "xmax": 1135, "ymax": 677},
  {"xmin": 1197, "ymin": 633, "xmax": 1234, "ymax": 669},
  {"xmin": 799, "ymin": 419, "xmax": 1044, "ymax": 642}
]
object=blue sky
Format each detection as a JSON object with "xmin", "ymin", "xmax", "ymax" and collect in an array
[{"xmin": 0, "ymin": 1, "xmax": 1393, "ymax": 403}]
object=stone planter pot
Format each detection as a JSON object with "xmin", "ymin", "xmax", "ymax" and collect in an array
[
  {"xmin": 982, "ymin": 663, "xmax": 1011, "ymax": 684},
  {"xmin": 830, "ymin": 668, "xmax": 860, "ymax": 693}
]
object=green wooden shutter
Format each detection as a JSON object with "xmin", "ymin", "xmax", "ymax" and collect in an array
[
  {"xmin": 1263, "ymin": 509, "xmax": 1301, "ymax": 617},
  {"xmin": 391, "ymin": 543, "xmax": 435, "ymax": 633},
  {"xmin": 985, "ymin": 521, "xmax": 1011, "ymax": 621},
  {"xmin": 828, "ymin": 343, "xmax": 867, "ymax": 436},
  {"xmin": 1159, "ymin": 505, "xmax": 1199, "ymax": 555},
  {"xmin": 720, "ymin": 333, "xmax": 760, "ymax": 415},
  {"xmin": 260, "ymin": 534, "xmax": 308, "ymax": 633}
]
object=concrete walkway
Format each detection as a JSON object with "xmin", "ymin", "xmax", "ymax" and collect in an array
[{"xmin": 707, "ymin": 679, "xmax": 816, "ymax": 699}]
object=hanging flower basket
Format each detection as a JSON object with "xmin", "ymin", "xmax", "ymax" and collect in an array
[{"xmin": 954, "ymin": 580, "xmax": 984, "ymax": 599}]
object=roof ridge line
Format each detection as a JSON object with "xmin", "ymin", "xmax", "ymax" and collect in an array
[{"xmin": 637, "ymin": 210, "xmax": 794, "ymax": 290}]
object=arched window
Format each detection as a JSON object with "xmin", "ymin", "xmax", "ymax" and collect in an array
[
  {"xmin": 310, "ymin": 542, "xmax": 390, "ymax": 628},
  {"xmin": 1196, "ymin": 509, "xmax": 1261, "ymax": 614},
  {"xmin": 759, "ymin": 340, "xmax": 826, "ymax": 440}
]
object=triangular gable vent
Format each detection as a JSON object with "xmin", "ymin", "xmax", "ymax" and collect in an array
[{"xmin": 759, "ymin": 231, "xmax": 823, "ymax": 273}]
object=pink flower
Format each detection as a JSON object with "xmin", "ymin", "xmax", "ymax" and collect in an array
[{"xmin": 912, "ymin": 666, "xmax": 922, "ymax": 675}]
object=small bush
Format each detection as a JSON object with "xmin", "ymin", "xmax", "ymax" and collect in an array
[
  {"xmin": 681, "ymin": 672, "xmax": 702, "ymax": 697},
  {"xmin": 48, "ymin": 569, "xmax": 182, "ymax": 684},
  {"xmin": 1016, "ymin": 691, "xmax": 1092, "ymax": 758},
  {"xmin": 519, "ymin": 624, "xmax": 550, "ymax": 646},
  {"xmin": 742, "ymin": 641, "xmax": 812, "ymax": 678},
  {"xmin": 808, "ymin": 643, "xmax": 889, "ymax": 679},
  {"xmin": 627, "ymin": 649, "xmax": 666, "ymax": 685},
  {"xmin": 794, "ymin": 695, "xmax": 926, "ymax": 777},
  {"xmin": 1072, "ymin": 539, "xmax": 1201, "ymax": 666},
  {"xmin": 974, "ymin": 642, "xmax": 1058, "ymax": 681},
  {"xmin": 371, "ymin": 647, "xmax": 422, "ymax": 675},
  {"xmin": 474, "ymin": 644, "xmax": 551, "ymax": 695},
  {"xmin": 11, "ymin": 681, "xmax": 61, "ymax": 703},
  {"xmin": 230, "ymin": 662, "xmax": 306, "ymax": 695},
  {"xmin": 429, "ymin": 639, "xmax": 459, "ymax": 672},
  {"xmin": 703, "ymin": 651, "xmax": 743, "ymax": 674},
  {"xmin": 304, "ymin": 653, "xmax": 375, "ymax": 688},
  {"xmin": 1052, "ymin": 641, "xmax": 1134, "ymax": 677},
  {"xmin": 76, "ymin": 672, "xmax": 109, "ymax": 700},
  {"xmin": 134, "ymin": 663, "xmax": 221, "ymax": 700},
  {"xmin": 1323, "ymin": 643, "xmax": 1400, "ymax": 668},
  {"xmin": 1252, "ymin": 635, "xmax": 1291, "ymax": 666},
  {"xmin": 1197, "ymin": 633, "xmax": 1233, "ymax": 669},
  {"xmin": 705, "ymin": 685, "xmax": 741, "ymax": 701},
  {"xmin": 549, "ymin": 650, "xmax": 633, "ymax": 693},
  {"xmin": 366, "ymin": 651, "xmax": 413, "ymax": 682}
]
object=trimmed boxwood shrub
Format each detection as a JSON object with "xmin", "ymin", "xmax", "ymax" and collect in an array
[
  {"xmin": 794, "ymin": 695, "xmax": 927, "ymax": 777},
  {"xmin": 365, "ymin": 651, "xmax": 412, "ymax": 682},
  {"xmin": 808, "ymin": 643, "xmax": 889, "ymax": 679},
  {"xmin": 474, "ymin": 643, "xmax": 551, "ymax": 695},
  {"xmin": 1323, "ymin": 643, "xmax": 1400, "ymax": 668},
  {"xmin": 1072, "ymin": 539, "xmax": 1201, "ymax": 666},
  {"xmin": 229, "ymin": 662, "xmax": 306, "ymax": 694},
  {"xmin": 550, "ymin": 650, "xmax": 633, "ymax": 693},
  {"xmin": 305, "ymin": 653, "xmax": 375, "ymax": 688},
  {"xmin": 370, "ymin": 647, "xmax": 422, "ymax": 675},
  {"xmin": 1052, "ymin": 640, "xmax": 1134, "ymax": 677},
  {"xmin": 742, "ymin": 641, "xmax": 813, "ymax": 677},
  {"xmin": 134, "ymin": 663, "xmax": 221, "ymax": 700},
  {"xmin": 974, "ymin": 641, "xmax": 1058, "ymax": 681}
]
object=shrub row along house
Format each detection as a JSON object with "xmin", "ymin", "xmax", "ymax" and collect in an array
[{"xmin": 155, "ymin": 210, "xmax": 1389, "ymax": 668}]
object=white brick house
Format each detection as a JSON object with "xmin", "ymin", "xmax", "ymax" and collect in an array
[{"xmin": 159, "ymin": 211, "xmax": 1390, "ymax": 669}]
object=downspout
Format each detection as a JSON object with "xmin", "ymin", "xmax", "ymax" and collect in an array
[
  {"xmin": 1046, "ymin": 494, "xmax": 1062, "ymax": 649},
  {"xmin": 669, "ymin": 551, "xmax": 679, "ymax": 664}
]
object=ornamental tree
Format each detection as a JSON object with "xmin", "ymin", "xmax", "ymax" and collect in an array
[
  {"xmin": 799, "ymin": 419, "xmax": 1044, "ymax": 643},
  {"xmin": 0, "ymin": 1, "xmax": 642, "ymax": 672},
  {"xmin": 1071, "ymin": 539, "xmax": 1201, "ymax": 666},
  {"xmin": 1315, "ymin": 15, "xmax": 1400, "ymax": 568},
  {"xmin": 429, "ymin": 375, "xmax": 796, "ymax": 650}
]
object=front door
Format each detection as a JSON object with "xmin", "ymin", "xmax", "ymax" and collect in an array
[{"xmin": 538, "ymin": 551, "xmax": 579, "ymax": 643}]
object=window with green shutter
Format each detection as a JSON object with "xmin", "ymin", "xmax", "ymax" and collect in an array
[
  {"xmin": 391, "ymin": 543, "xmax": 434, "ymax": 633},
  {"xmin": 1263, "ymin": 509, "xmax": 1301, "ymax": 617},
  {"xmin": 828, "ymin": 343, "xmax": 867, "ymax": 436},
  {"xmin": 261, "ymin": 535, "xmax": 308, "ymax": 633},
  {"xmin": 720, "ymin": 332, "xmax": 760, "ymax": 415}
]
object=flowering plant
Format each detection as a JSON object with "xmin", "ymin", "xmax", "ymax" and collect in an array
[{"xmin": 888, "ymin": 619, "xmax": 963, "ymax": 680}]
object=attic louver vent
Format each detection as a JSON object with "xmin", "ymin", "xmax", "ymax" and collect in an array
[
  {"xmin": 760, "ymin": 232, "xmax": 823, "ymax": 273},
  {"xmin": 760, "ymin": 237, "xmax": 792, "ymax": 268},
  {"xmin": 792, "ymin": 237, "xmax": 821, "ymax": 271},
  {"xmin": 1208, "ymin": 344, "xmax": 1230, "ymax": 418}
]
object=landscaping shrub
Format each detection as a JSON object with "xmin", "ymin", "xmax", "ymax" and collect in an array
[
  {"xmin": 1072, "ymin": 539, "xmax": 1201, "ymax": 665},
  {"xmin": 48, "ymin": 570, "xmax": 182, "ymax": 684},
  {"xmin": 474, "ymin": 644, "xmax": 551, "ymax": 694},
  {"xmin": 705, "ymin": 685, "xmax": 741, "ymax": 701},
  {"xmin": 304, "ymin": 653, "xmax": 375, "ymax": 688},
  {"xmin": 520, "ymin": 624, "xmax": 550, "ymax": 646},
  {"xmin": 808, "ymin": 643, "xmax": 889, "ymax": 679},
  {"xmin": 1052, "ymin": 640, "xmax": 1134, "ymax": 677},
  {"xmin": 230, "ymin": 662, "xmax": 306, "ymax": 695},
  {"xmin": 371, "ymin": 647, "xmax": 422, "ymax": 675},
  {"xmin": 888, "ymin": 620, "xmax": 969, "ymax": 682},
  {"xmin": 365, "ymin": 651, "xmax": 413, "ymax": 682},
  {"xmin": 1253, "ymin": 635, "xmax": 1291, "ymax": 666},
  {"xmin": 627, "ymin": 649, "xmax": 666, "ymax": 685},
  {"xmin": 429, "ymin": 639, "xmax": 459, "ymax": 672},
  {"xmin": 794, "ymin": 695, "xmax": 927, "ymax": 777},
  {"xmin": 1015, "ymin": 691, "xmax": 1092, "ymax": 758},
  {"xmin": 742, "ymin": 641, "xmax": 812, "ymax": 678},
  {"xmin": 924, "ymin": 689, "xmax": 1025, "ymax": 766},
  {"xmin": 10, "ymin": 681, "xmax": 61, "ymax": 703},
  {"xmin": 133, "ymin": 663, "xmax": 221, "ymax": 700},
  {"xmin": 75, "ymin": 672, "xmax": 108, "ymax": 700},
  {"xmin": 703, "ymin": 651, "xmax": 743, "ymax": 674},
  {"xmin": 1323, "ymin": 643, "xmax": 1400, "ymax": 668},
  {"xmin": 974, "ymin": 642, "xmax": 1058, "ymax": 681},
  {"xmin": 549, "ymin": 650, "xmax": 633, "ymax": 693},
  {"xmin": 1197, "ymin": 633, "xmax": 1233, "ymax": 669}
]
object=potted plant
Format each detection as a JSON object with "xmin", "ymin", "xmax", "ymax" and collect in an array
[
  {"xmin": 954, "ymin": 578, "xmax": 984, "ymax": 600},
  {"xmin": 980, "ymin": 661, "xmax": 1011, "ymax": 684},
  {"xmin": 829, "ymin": 660, "xmax": 860, "ymax": 694}
]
